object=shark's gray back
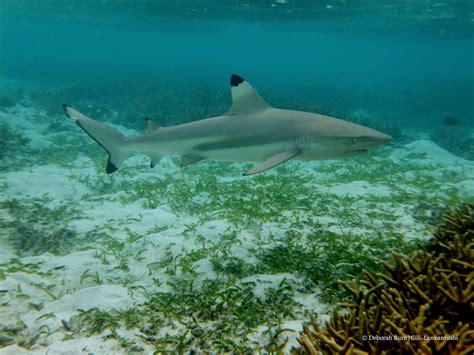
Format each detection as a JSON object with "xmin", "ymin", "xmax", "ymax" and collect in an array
[{"xmin": 64, "ymin": 74, "xmax": 391, "ymax": 175}]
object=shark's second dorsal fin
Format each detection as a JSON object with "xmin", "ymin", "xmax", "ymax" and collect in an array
[
  {"xmin": 226, "ymin": 74, "xmax": 270, "ymax": 115},
  {"xmin": 145, "ymin": 117, "xmax": 160, "ymax": 133}
]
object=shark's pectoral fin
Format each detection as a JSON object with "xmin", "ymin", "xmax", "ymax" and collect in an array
[
  {"xmin": 243, "ymin": 148, "xmax": 301, "ymax": 176},
  {"xmin": 148, "ymin": 153, "xmax": 163, "ymax": 168},
  {"xmin": 181, "ymin": 154, "xmax": 206, "ymax": 167}
]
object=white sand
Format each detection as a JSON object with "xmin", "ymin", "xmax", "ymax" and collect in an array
[{"xmin": 1, "ymin": 105, "xmax": 473, "ymax": 353}]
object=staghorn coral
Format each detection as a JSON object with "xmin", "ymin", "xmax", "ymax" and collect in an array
[
  {"xmin": 428, "ymin": 203, "xmax": 473, "ymax": 256},
  {"xmin": 294, "ymin": 204, "xmax": 473, "ymax": 354},
  {"xmin": 430, "ymin": 128, "xmax": 474, "ymax": 161}
]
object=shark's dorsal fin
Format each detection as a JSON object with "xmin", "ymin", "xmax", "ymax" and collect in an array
[
  {"xmin": 226, "ymin": 74, "xmax": 270, "ymax": 115},
  {"xmin": 145, "ymin": 117, "xmax": 160, "ymax": 133},
  {"xmin": 243, "ymin": 148, "xmax": 300, "ymax": 176}
]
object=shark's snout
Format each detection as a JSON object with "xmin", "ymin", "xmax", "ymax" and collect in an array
[
  {"xmin": 372, "ymin": 132, "xmax": 392, "ymax": 145},
  {"xmin": 347, "ymin": 130, "xmax": 392, "ymax": 152},
  {"xmin": 357, "ymin": 127, "xmax": 392, "ymax": 148}
]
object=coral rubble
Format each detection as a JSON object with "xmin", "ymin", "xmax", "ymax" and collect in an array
[{"xmin": 294, "ymin": 204, "xmax": 473, "ymax": 354}]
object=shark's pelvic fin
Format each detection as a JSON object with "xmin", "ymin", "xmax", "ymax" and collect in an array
[
  {"xmin": 226, "ymin": 74, "xmax": 270, "ymax": 115},
  {"xmin": 145, "ymin": 117, "xmax": 160, "ymax": 133},
  {"xmin": 180, "ymin": 154, "xmax": 206, "ymax": 167},
  {"xmin": 145, "ymin": 118, "xmax": 163, "ymax": 167},
  {"xmin": 243, "ymin": 148, "xmax": 301, "ymax": 176},
  {"xmin": 149, "ymin": 153, "xmax": 163, "ymax": 168},
  {"xmin": 63, "ymin": 104, "xmax": 128, "ymax": 174}
]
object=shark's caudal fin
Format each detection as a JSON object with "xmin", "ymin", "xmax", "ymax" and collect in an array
[
  {"xmin": 63, "ymin": 104, "xmax": 128, "ymax": 174},
  {"xmin": 226, "ymin": 74, "xmax": 270, "ymax": 115}
]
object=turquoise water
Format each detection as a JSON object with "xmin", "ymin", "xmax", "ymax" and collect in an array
[
  {"xmin": 2, "ymin": 1, "xmax": 474, "ymax": 126},
  {"xmin": 0, "ymin": 1, "xmax": 473, "ymax": 353}
]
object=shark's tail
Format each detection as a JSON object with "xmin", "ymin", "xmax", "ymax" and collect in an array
[{"xmin": 63, "ymin": 104, "xmax": 129, "ymax": 174}]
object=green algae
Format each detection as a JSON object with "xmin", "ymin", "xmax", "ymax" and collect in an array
[
  {"xmin": 0, "ymin": 123, "xmax": 32, "ymax": 171},
  {"xmin": 0, "ymin": 197, "xmax": 85, "ymax": 256},
  {"xmin": 74, "ymin": 277, "xmax": 300, "ymax": 352},
  {"xmin": 256, "ymin": 229, "xmax": 420, "ymax": 303},
  {"xmin": 0, "ymin": 258, "xmax": 51, "ymax": 279}
]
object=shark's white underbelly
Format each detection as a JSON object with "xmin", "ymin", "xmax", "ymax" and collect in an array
[{"xmin": 203, "ymin": 142, "xmax": 291, "ymax": 162}]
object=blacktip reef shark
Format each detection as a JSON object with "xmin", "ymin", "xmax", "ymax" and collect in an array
[{"xmin": 63, "ymin": 74, "xmax": 392, "ymax": 176}]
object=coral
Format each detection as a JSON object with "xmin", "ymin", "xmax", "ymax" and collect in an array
[
  {"xmin": 293, "ymin": 204, "xmax": 474, "ymax": 354},
  {"xmin": 430, "ymin": 128, "xmax": 474, "ymax": 160},
  {"xmin": 443, "ymin": 116, "xmax": 461, "ymax": 127},
  {"xmin": 429, "ymin": 203, "xmax": 473, "ymax": 254}
]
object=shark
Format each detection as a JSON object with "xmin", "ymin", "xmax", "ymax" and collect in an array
[{"xmin": 63, "ymin": 74, "xmax": 392, "ymax": 176}]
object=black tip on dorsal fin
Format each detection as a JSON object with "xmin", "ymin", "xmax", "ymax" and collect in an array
[
  {"xmin": 231, "ymin": 74, "xmax": 245, "ymax": 87},
  {"xmin": 226, "ymin": 74, "xmax": 269, "ymax": 115},
  {"xmin": 145, "ymin": 117, "xmax": 160, "ymax": 132}
]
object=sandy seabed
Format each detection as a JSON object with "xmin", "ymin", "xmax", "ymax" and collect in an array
[{"xmin": 0, "ymin": 104, "xmax": 473, "ymax": 353}]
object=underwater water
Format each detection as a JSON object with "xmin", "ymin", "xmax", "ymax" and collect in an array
[{"xmin": 0, "ymin": 0, "xmax": 473, "ymax": 353}]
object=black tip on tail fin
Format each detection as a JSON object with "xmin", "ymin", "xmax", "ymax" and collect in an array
[
  {"xmin": 106, "ymin": 159, "xmax": 118, "ymax": 174},
  {"xmin": 60, "ymin": 104, "xmax": 127, "ymax": 174},
  {"xmin": 231, "ymin": 74, "xmax": 244, "ymax": 87}
]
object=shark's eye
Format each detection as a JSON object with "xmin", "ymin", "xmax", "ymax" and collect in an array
[{"xmin": 352, "ymin": 138, "xmax": 359, "ymax": 144}]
